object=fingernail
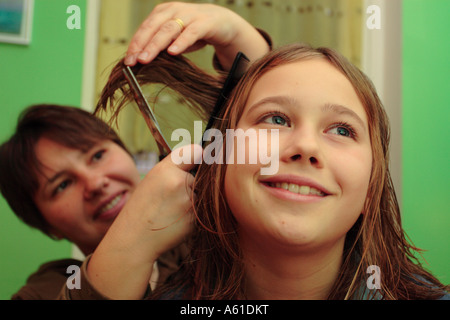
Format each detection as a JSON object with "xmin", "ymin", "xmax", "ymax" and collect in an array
[
  {"xmin": 168, "ymin": 45, "xmax": 179, "ymax": 54},
  {"xmin": 124, "ymin": 54, "xmax": 135, "ymax": 65},
  {"xmin": 138, "ymin": 51, "xmax": 149, "ymax": 61}
]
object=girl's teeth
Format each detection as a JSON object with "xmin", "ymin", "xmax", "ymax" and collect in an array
[
  {"xmin": 272, "ymin": 182, "xmax": 324, "ymax": 196},
  {"xmin": 299, "ymin": 185, "xmax": 310, "ymax": 195},
  {"xmin": 288, "ymin": 183, "xmax": 299, "ymax": 193}
]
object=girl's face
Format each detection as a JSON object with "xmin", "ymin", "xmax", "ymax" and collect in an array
[
  {"xmin": 33, "ymin": 138, "xmax": 141, "ymax": 254},
  {"xmin": 224, "ymin": 58, "xmax": 372, "ymax": 253}
]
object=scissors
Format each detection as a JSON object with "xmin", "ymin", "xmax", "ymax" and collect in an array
[
  {"xmin": 122, "ymin": 66, "xmax": 172, "ymax": 157},
  {"xmin": 123, "ymin": 52, "xmax": 249, "ymax": 158}
]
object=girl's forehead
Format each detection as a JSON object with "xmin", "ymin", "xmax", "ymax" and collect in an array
[
  {"xmin": 243, "ymin": 59, "xmax": 366, "ymax": 118},
  {"xmin": 252, "ymin": 58, "xmax": 351, "ymax": 92}
]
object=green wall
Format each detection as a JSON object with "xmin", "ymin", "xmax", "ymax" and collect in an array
[
  {"xmin": 402, "ymin": 0, "xmax": 450, "ymax": 284},
  {"xmin": 0, "ymin": 0, "xmax": 86, "ymax": 299}
]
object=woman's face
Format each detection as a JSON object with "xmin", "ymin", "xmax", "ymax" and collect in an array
[
  {"xmin": 33, "ymin": 138, "xmax": 141, "ymax": 254},
  {"xmin": 224, "ymin": 58, "xmax": 372, "ymax": 253}
]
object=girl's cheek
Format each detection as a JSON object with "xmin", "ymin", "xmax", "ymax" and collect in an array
[{"xmin": 257, "ymin": 130, "xmax": 280, "ymax": 175}]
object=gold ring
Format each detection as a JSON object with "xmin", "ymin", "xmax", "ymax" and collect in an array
[{"xmin": 174, "ymin": 18, "xmax": 185, "ymax": 32}]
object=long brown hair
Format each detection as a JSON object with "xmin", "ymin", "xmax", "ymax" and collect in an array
[
  {"xmin": 95, "ymin": 51, "xmax": 224, "ymax": 124},
  {"xmin": 0, "ymin": 104, "xmax": 127, "ymax": 238},
  {"xmin": 101, "ymin": 44, "xmax": 448, "ymax": 299}
]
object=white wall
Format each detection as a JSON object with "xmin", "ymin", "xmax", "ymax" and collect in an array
[{"xmin": 361, "ymin": 0, "xmax": 402, "ymax": 205}]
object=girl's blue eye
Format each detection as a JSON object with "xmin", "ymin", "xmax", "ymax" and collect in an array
[
  {"xmin": 328, "ymin": 123, "xmax": 356, "ymax": 138},
  {"xmin": 331, "ymin": 127, "xmax": 350, "ymax": 136},
  {"xmin": 262, "ymin": 114, "xmax": 289, "ymax": 126}
]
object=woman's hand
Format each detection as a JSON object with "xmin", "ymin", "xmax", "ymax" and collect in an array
[
  {"xmin": 124, "ymin": 2, "xmax": 269, "ymax": 70},
  {"xmin": 86, "ymin": 144, "xmax": 201, "ymax": 299}
]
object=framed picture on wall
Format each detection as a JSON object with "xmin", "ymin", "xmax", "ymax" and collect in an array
[{"xmin": 0, "ymin": 0, "xmax": 33, "ymax": 45}]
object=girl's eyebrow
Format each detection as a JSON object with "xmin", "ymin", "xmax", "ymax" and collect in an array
[
  {"xmin": 246, "ymin": 95, "xmax": 297, "ymax": 114},
  {"xmin": 322, "ymin": 103, "xmax": 366, "ymax": 131}
]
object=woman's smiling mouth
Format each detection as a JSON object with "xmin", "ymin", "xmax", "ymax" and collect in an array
[
  {"xmin": 94, "ymin": 192, "xmax": 127, "ymax": 221},
  {"xmin": 100, "ymin": 194, "xmax": 122, "ymax": 213}
]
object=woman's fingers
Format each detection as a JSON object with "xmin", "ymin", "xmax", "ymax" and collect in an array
[{"xmin": 124, "ymin": 3, "xmax": 235, "ymax": 66}]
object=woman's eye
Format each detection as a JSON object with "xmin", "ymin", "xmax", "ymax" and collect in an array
[
  {"xmin": 92, "ymin": 150, "xmax": 105, "ymax": 162},
  {"xmin": 261, "ymin": 114, "xmax": 289, "ymax": 127},
  {"xmin": 54, "ymin": 180, "xmax": 71, "ymax": 195}
]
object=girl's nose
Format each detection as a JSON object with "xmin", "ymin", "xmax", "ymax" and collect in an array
[{"xmin": 280, "ymin": 127, "xmax": 323, "ymax": 168}]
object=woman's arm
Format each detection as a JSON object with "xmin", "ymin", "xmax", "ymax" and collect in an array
[{"xmin": 84, "ymin": 145, "xmax": 200, "ymax": 300}]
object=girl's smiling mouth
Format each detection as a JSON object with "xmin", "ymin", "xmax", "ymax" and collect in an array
[{"xmin": 259, "ymin": 175, "xmax": 331, "ymax": 201}]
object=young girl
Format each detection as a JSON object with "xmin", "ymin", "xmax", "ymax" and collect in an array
[{"xmin": 98, "ymin": 43, "xmax": 449, "ymax": 300}]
